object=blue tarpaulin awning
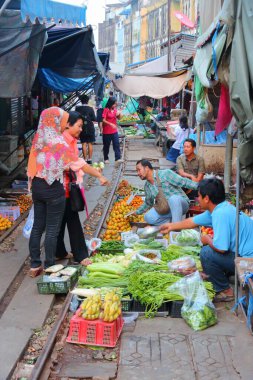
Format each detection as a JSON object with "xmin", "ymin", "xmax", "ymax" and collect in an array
[
  {"xmin": 37, "ymin": 68, "xmax": 94, "ymax": 93},
  {"xmin": 39, "ymin": 27, "xmax": 106, "ymax": 79},
  {"xmin": 20, "ymin": 0, "xmax": 86, "ymax": 25}
]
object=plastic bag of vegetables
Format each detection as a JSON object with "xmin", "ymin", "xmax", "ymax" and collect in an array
[
  {"xmin": 135, "ymin": 249, "xmax": 161, "ymax": 264},
  {"xmin": 167, "ymin": 271, "xmax": 217, "ymax": 331},
  {"xmin": 171, "ymin": 229, "xmax": 201, "ymax": 246}
]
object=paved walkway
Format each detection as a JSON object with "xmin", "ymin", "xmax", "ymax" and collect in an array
[{"xmin": 118, "ymin": 307, "xmax": 253, "ymax": 380}]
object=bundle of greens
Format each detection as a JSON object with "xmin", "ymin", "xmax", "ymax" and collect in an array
[
  {"xmin": 127, "ymin": 270, "xmax": 182, "ymax": 318},
  {"xmin": 161, "ymin": 245, "xmax": 200, "ymax": 262},
  {"xmin": 125, "ymin": 261, "xmax": 215, "ymax": 318}
]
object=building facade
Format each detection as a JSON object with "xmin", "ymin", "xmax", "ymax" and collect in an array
[{"xmin": 98, "ymin": 0, "xmax": 197, "ymax": 66}]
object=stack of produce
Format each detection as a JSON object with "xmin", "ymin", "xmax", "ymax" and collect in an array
[
  {"xmin": 99, "ymin": 240, "xmax": 125, "ymax": 252},
  {"xmin": 116, "ymin": 180, "xmax": 132, "ymax": 197},
  {"xmin": 78, "ymin": 262, "xmax": 128, "ymax": 290},
  {"xmin": 16, "ymin": 195, "xmax": 32, "ymax": 214},
  {"xmin": 102, "ymin": 290, "xmax": 122, "ymax": 322},
  {"xmin": 79, "ymin": 293, "xmax": 102, "ymax": 320},
  {"xmin": 120, "ymin": 114, "xmax": 139, "ymax": 122},
  {"xmin": 75, "ymin": 243, "xmax": 215, "ymax": 319},
  {"xmin": 124, "ymin": 127, "xmax": 137, "ymax": 136},
  {"xmin": 0, "ymin": 215, "xmax": 12, "ymax": 231},
  {"xmin": 200, "ymin": 226, "xmax": 214, "ymax": 237},
  {"xmin": 103, "ymin": 195, "xmax": 144, "ymax": 240},
  {"xmin": 78, "ymin": 289, "xmax": 122, "ymax": 323}
]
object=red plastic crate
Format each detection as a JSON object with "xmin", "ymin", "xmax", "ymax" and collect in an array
[{"xmin": 66, "ymin": 313, "xmax": 124, "ymax": 348}]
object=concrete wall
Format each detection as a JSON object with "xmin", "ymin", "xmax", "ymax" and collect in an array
[{"xmin": 198, "ymin": 144, "xmax": 237, "ymax": 178}]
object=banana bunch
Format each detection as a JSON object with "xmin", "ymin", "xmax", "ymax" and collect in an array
[
  {"xmin": 80, "ymin": 293, "xmax": 102, "ymax": 320},
  {"xmin": 101, "ymin": 290, "xmax": 122, "ymax": 323}
]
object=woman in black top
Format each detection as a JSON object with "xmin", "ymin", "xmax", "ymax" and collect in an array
[{"xmin": 76, "ymin": 95, "xmax": 96, "ymax": 164}]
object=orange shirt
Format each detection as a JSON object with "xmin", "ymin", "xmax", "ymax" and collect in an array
[{"xmin": 63, "ymin": 130, "xmax": 79, "ymax": 198}]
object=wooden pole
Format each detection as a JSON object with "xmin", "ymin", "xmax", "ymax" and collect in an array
[{"xmin": 224, "ymin": 133, "xmax": 233, "ymax": 193}]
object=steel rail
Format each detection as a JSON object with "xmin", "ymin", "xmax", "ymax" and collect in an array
[{"xmin": 30, "ymin": 137, "xmax": 126, "ymax": 380}]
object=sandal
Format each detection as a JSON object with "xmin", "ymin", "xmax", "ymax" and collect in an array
[
  {"xmin": 55, "ymin": 252, "xmax": 73, "ymax": 261},
  {"xmin": 29, "ymin": 266, "xmax": 43, "ymax": 278},
  {"xmin": 214, "ymin": 290, "xmax": 234, "ymax": 302}
]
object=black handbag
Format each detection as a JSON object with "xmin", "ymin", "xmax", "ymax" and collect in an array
[{"xmin": 69, "ymin": 169, "xmax": 85, "ymax": 212}]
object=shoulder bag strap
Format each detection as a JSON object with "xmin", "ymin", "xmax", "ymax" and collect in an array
[
  {"xmin": 69, "ymin": 168, "xmax": 77, "ymax": 183},
  {"xmin": 155, "ymin": 170, "xmax": 162, "ymax": 188}
]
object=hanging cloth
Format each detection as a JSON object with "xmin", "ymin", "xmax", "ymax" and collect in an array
[{"xmin": 215, "ymin": 84, "xmax": 233, "ymax": 135}]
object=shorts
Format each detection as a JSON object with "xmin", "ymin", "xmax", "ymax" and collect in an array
[
  {"xmin": 97, "ymin": 108, "xmax": 103, "ymax": 123},
  {"xmin": 80, "ymin": 133, "xmax": 95, "ymax": 143}
]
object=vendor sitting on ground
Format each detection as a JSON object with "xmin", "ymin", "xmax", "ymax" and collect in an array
[
  {"xmin": 160, "ymin": 178, "xmax": 253, "ymax": 302},
  {"xmin": 134, "ymin": 159, "xmax": 198, "ymax": 225},
  {"xmin": 177, "ymin": 138, "xmax": 206, "ymax": 200}
]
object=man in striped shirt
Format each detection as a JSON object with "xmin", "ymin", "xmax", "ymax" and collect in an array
[{"xmin": 135, "ymin": 159, "xmax": 198, "ymax": 225}]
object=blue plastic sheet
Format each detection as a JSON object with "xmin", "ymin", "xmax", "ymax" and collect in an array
[
  {"xmin": 21, "ymin": 0, "xmax": 86, "ymax": 25},
  {"xmin": 38, "ymin": 68, "xmax": 94, "ymax": 93}
]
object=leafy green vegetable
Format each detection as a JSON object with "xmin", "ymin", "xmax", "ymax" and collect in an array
[
  {"xmin": 78, "ymin": 276, "xmax": 128, "ymax": 289},
  {"xmin": 182, "ymin": 304, "xmax": 217, "ymax": 331},
  {"xmin": 87, "ymin": 263, "xmax": 125, "ymax": 276},
  {"xmin": 127, "ymin": 270, "xmax": 182, "ymax": 317},
  {"xmin": 161, "ymin": 245, "xmax": 200, "ymax": 262},
  {"xmin": 176, "ymin": 229, "xmax": 200, "ymax": 246}
]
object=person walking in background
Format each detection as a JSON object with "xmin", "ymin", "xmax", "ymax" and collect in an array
[
  {"xmin": 96, "ymin": 97, "xmax": 104, "ymax": 135},
  {"xmin": 101, "ymin": 91, "xmax": 114, "ymax": 109},
  {"xmin": 76, "ymin": 95, "xmax": 96, "ymax": 164},
  {"xmin": 27, "ymin": 107, "xmax": 108, "ymax": 277},
  {"xmin": 56, "ymin": 111, "xmax": 109, "ymax": 265},
  {"xmin": 102, "ymin": 97, "xmax": 123, "ymax": 164},
  {"xmin": 166, "ymin": 115, "xmax": 194, "ymax": 163}
]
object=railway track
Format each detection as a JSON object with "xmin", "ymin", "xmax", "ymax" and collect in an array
[
  {"xmin": 11, "ymin": 138, "xmax": 127, "ymax": 380},
  {"xmin": 10, "ymin": 137, "xmax": 162, "ymax": 380}
]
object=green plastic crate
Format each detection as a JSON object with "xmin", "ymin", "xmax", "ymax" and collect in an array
[{"xmin": 37, "ymin": 265, "xmax": 81, "ymax": 294}]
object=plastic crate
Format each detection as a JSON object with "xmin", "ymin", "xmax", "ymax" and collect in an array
[
  {"xmin": 66, "ymin": 314, "xmax": 124, "ymax": 347},
  {"xmin": 121, "ymin": 298, "xmax": 133, "ymax": 312},
  {"xmin": 132, "ymin": 300, "xmax": 168, "ymax": 313},
  {"xmin": 37, "ymin": 266, "xmax": 81, "ymax": 294},
  {"xmin": 0, "ymin": 206, "xmax": 20, "ymax": 221},
  {"xmin": 169, "ymin": 301, "xmax": 183, "ymax": 318}
]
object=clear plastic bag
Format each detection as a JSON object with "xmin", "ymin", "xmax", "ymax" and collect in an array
[
  {"xmin": 168, "ymin": 256, "xmax": 196, "ymax": 273},
  {"xmin": 135, "ymin": 249, "xmax": 161, "ymax": 263},
  {"xmin": 86, "ymin": 238, "xmax": 102, "ymax": 253},
  {"xmin": 124, "ymin": 234, "xmax": 140, "ymax": 247},
  {"xmin": 175, "ymin": 229, "xmax": 201, "ymax": 246},
  {"xmin": 168, "ymin": 271, "xmax": 217, "ymax": 331},
  {"xmin": 22, "ymin": 205, "xmax": 34, "ymax": 239}
]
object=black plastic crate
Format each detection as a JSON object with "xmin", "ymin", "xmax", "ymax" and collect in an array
[
  {"xmin": 132, "ymin": 300, "xmax": 168, "ymax": 313},
  {"xmin": 121, "ymin": 298, "xmax": 133, "ymax": 312},
  {"xmin": 169, "ymin": 300, "xmax": 183, "ymax": 318}
]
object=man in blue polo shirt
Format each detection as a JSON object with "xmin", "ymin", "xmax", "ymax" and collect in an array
[{"xmin": 160, "ymin": 178, "xmax": 253, "ymax": 302}]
